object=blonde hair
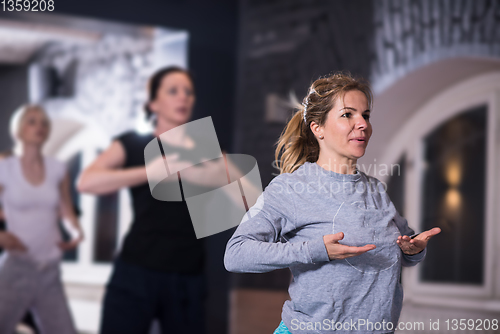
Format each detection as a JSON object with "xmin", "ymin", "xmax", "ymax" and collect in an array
[
  {"xmin": 9, "ymin": 104, "xmax": 49, "ymax": 154},
  {"xmin": 275, "ymin": 72, "xmax": 373, "ymax": 174}
]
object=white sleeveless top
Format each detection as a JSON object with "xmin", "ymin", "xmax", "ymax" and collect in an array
[{"xmin": 0, "ymin": 156, "xmax": 66, "ymax": 263}]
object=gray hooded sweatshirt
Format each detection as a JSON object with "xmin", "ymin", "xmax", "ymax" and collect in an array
[{"xmin": 224, "ymin": 162, "xmax": 426, "ymax": 334}]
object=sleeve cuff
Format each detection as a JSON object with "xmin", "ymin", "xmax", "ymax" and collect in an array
[
  {"xmin": 306, "ymin": 237, "xmax": 331, "ymax": 263},
  {"xmin": 403, "ymin": 247, "xmax": 426, "ymax": 263}
]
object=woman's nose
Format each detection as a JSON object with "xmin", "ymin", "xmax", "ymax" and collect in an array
[{"xmin": 355, "ymin": 116, "xmax": 368, "ymax": 129}]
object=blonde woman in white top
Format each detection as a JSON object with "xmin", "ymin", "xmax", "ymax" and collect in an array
[{"xmin": 0, "ymin": 105, "xmax": 83, "ymax": 334}]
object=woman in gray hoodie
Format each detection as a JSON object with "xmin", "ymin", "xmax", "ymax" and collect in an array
[{"xmin": 224, "ymin": 72, "xmax": 441, "ymax": 334}]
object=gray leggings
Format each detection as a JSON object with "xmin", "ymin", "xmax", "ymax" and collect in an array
[{"xmin": 0, "ymin": 254, "xmax": 76, "ymax": 334}]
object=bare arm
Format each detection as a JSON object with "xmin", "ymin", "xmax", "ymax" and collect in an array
[
  {"xmin": 58, "ymin": 171, "xmax": 84, "ymax": 250},
  {"xmin": 177, "ymin": 152, "xmax": 262, "ymax": 211},
  {"xmin": 223, "ymin": 152, "xmax": 262, "ymax": 209},
  {"xmin": 0, "ymin": 152, "xmax": 6, "ymax": 194},
  {"xmin": 77, "ymin": 140, "xmax": 148, "ymax": 195}
]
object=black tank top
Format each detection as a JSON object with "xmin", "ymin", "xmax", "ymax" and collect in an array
[{"xmin": 116, "ymin": 131, "xmax": 207, "ymax": 274}]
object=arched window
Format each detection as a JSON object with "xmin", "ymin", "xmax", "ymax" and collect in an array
[{"xmin": 379, "ymin": 72, "xmax": 500, "ymax": 314}]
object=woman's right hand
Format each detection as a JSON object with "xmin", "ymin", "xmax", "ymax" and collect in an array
[
  {"xmin": 0, "ymin": 231, "xmax": 27, "ymax": 252},
  {"xmin": 323, "ymin": 232, "xmax": 375, "ymax": 260}
]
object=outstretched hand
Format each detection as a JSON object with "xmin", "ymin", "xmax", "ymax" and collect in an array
[
  {"xmin": 397, "ymin": 227, "xmax": 441, "ymax": 255},
  {"xmin": 323, "ymin": 232, "xmax": 376, "ymax": 260}
]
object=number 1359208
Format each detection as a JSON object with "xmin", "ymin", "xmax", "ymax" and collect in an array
[{"xmin": 2, "ymin": 0, "xmax": 54, "ymax": 11}]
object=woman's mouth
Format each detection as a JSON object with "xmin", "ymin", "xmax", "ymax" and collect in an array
[{"xmin": 350, "ymin": 137, "xmax": 366, "ymax": 143}]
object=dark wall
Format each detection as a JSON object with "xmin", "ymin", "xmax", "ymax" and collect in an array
[
  {"xmin": 53, "ymin": 2, "xmax": 239, "ymax": 334},
  {"xmin": 235, "ymin": 0, "xmax": 373, "ymax": 186},
  {"xmin": 0, "ymin": 65, "xmax": 29, "ymax": 153}
]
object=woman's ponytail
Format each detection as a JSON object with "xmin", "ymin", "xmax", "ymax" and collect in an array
[{"xmin": 275, "ymin": 105, "xmax": 320, "ymax": 174}]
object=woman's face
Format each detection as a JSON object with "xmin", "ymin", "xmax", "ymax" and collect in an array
[
  {"xmin": 18, "ymin": 109, "xmax": 51, "ymax": 146},
  {"xmin": 149, "ymin": 71, "xmax": 195, "ymax": 125},
  {"xmin": 314, "ymin": 89, "xmax": 372, "ymax": 162}
]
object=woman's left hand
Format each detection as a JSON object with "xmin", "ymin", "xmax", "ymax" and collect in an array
[
  {"xmin": 58, "ymin": 229, "xmax": 84, "ymax": 251},
  {"xmin": 397, "ymin": 227, "xmax": 441, "ymax": 255}
]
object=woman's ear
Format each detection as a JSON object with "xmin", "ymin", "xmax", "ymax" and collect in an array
[
  {"xmin": 147, "ymin": 101, "xmax": 155, "ymax": 114},
  {"xmin": 310, "ymin": 121, "xmax": 323, "ymax": 140}
]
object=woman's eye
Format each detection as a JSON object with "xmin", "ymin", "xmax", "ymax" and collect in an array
[
  {"xmin": 168, "ymin": 88, "xmax": 178, "ymax": 95},
  {"xmin": 363, "ymin": 114, "xmax": 370, "ymax": 120},
  {"xmin": 185, "ymin": 88, "xmax": 193, "ymax": 96},
  {"xmin": 341, "ymin": 113, "xmax": 351, "ymax": 118}
]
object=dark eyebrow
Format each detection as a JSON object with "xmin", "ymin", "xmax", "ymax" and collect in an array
[{"xmin": 339, "ymin": 107, "xmax": 371, "ymax": 113}]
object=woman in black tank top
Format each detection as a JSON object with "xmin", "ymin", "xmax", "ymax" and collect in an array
[{"xmin": 78, "ymin": 67, "xmax": 211, "ymax": 334}]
